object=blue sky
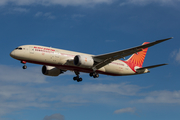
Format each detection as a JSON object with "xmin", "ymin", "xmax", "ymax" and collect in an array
[{"xmin": 0, "ymin": 0, "xmax": 180, "ymax": 120}]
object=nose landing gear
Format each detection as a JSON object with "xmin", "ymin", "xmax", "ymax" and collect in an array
[{"xmin": 21, "ymin": 61, "xmax": 27, "ymax": 69}]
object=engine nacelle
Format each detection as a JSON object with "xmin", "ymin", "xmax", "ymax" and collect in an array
[
  {"xmin": 42, "ymin": 65, "xmax": 61, "ymax": 76},
  {"xmin": 74, "ymin": 55, "xmax": 94, "ymax": 68}
]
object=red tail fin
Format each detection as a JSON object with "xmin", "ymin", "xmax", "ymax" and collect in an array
[{"xmin": 126, "ymin": 42, "xmax": 149, "ymax": 67}]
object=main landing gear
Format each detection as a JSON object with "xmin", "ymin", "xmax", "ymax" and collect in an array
[
  {"xmin": 73, "ymin": 71, "xmax": 83, "ymax": 82},
  {"xmin": 21, "ymin": 61, "xmax": 27, "ymax": 69},
  {"xmin": 73, "ymin": 71, "xmax": 99, "ymax": 82},
  {"xmin": 89, "ymin": 72, "xmax": 99, "ymax": 78}
]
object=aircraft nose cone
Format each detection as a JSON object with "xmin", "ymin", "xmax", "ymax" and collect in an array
[{"xmin": 10, "ymin": 51, "xmax": 16, "ymax": 58}]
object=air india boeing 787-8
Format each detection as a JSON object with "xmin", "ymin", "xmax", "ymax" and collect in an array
[{"xmin": 10, "ymin": 37, "xmax": 172, "ymax": 82}]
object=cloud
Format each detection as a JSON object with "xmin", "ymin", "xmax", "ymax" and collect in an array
[
  {"xmin": 0, "ymin": 74, "xmax": 180, "ymax": 117},
  {"xmin": 0, "ymin": 0, "xmax": 179, "ymax": 7},
  {"xmin": 12, "ymin": 7, "xmax": 29, "ymax": 13},
  {"xmin": 35, "ymin": 12, "xmax": 56, "ymax": 19},
  {"xmin": 80, "ymin": 83, "xmax": 141, "ymax": 96},
  {"xmin": 43, "ymin": 113, "xmax": 64, "ymax": 120},
  {"xmin": 72, "ymin": 14, "xmax": 85, "ymax": 18},
  {"xmin": 114, "ymin": 107, "xmax": 136, "ymax": 114},
  {"xmin": 0, "ymin": 81, "xmax": 141, "ymax": 116},
  {"xmin": 171, "ymin": 49, "xmax": 180, "ymax": 63},
  {"xmin": 0, "ymin": 0, "xmax": 114, "ymax": 6},
  {"xmin": 120, "ymin": 0, "xmax": 180, "ymax": 6},
  {"xmin": 0, "ymin": 84, "xmax": 49, "ymax": 116},
  {"xmin": 2, "ymin": 7, "xmax": 29, "ymax": 14},
  {"xmin": 35, "ymin": 11, "xmax": 43, "ymax": 17},
  {"xmin": 136, "ymin": 90, "xmax": 180, "ymax": 103},
  {"xmin": 0, "ymin": 65, "xmax": 178, "ymax": 117},
  {"xmin": 0, "ymin": 65, "xmax": 47, "ymax": 83}
]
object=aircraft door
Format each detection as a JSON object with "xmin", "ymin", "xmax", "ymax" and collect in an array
[
  {"xmin": 29, "ymin": 46, "xmax": 34, "ymax": 54},
  {"xmin": 55, "ymin": 50, "xmax": 60, "ymax": 58}
]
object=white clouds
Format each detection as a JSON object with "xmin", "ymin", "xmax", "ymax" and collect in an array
[
  {"xmin": 12, "ymin": 7, "xmax": 29, "ymax": 13},
  {"xmin": 44, "ymin": 12, "xmax": 56, "ymax": 19},
  {"xmin": 0, "ymin": 0, "xmax": 179, "ymax": 7},
  {"xmin": 0, "ymin": 81, "xmax": 141, "ymax": 116},
  {"xmin": 0, "ymin": 0, "xmax": 8, "ymax": 6},
  {"xmin": 0, "ymin": 65, "xmax": 46, "ymax": 83},
  {"xmin": 0, "ymin": 65, "xmax": 180, "ymax": 117},
  {"xmin": 171, "ymin": 49, "xmax": 180, "ymax": 63},
  {"xmin": 120, "ymin": 0, "xmax": 180, "ymax": 6},
  {"xmin": 72, "ymin": 14, "xmax": 85, "ymax": 18},
  {"xmin": 0, "ymin": 0, "xmax": 179, "ymax": 8},
  {"xmin": 114, "ymin": 107, "xmax": 136, "ymax": 114},
  {"xmin": 0, "ymin": 84, "xmax": 48, "ymax": 116},
  {"xmin": 2, "ymin": 7, "xmax": 29, "ymax": 14},
  {"xmin": 81, "ymin": 83, "xmax": 141, "ymax": 96},
  {"xmin": 35, "ymin": 12, "xmax": 56, "ymax": 19},
  {"xmin": 43, "ymin": 113, "xmax": 64, "ymax": 120},
  {"xmin": 136, "ymin": 90, "xmax": 180, "ymax": 103},
  {"xmin": 0, "ymin": 73, "xmax": 180, "ymax": 117},
  {"xmin": 0, "ymin": 0, "xmax": 114, "ymax": 6},
  {"xmin": 35, "ymin": 11, "xmax": 43, "ymax": 17}
]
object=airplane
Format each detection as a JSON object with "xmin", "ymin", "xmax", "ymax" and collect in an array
[{"xmin": 10, "ymin": 37, "xmax": 172, "ymax": 82}]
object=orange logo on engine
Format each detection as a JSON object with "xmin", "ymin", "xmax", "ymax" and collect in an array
[{"xmin": 85, "ymin": 58, "xmax": 87, "ymax": 62}]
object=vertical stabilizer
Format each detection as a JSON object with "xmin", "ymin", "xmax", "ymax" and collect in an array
[{"xmin": 126, "ymin": 42, "xmax": 149, "ymax": 67}]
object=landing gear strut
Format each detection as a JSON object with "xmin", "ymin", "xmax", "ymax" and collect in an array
[
  {"xmin": 73, "ymin": 71, "xmax": 83, "ymax": 82},
  {"xmin": 21, "ymin": 61, "xmax": 27, "ymax": 69},
  {"xmin": 89, "ymin": 72, "xmax": 99, "ymax": 78}
]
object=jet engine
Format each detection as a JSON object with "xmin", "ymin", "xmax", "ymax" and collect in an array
[
  {"xmin": 74, "ymin": 55, "xmax": 94, "ymax": 68},
  {"xmin": 42, "ymin": 65, "xmax": 62, "ymax": 76}
]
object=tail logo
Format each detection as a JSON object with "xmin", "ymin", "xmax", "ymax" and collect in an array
[
  {"xmin": 127, "ymin": 47, "xmax": 148, "ymax": 67},
  {"xmin": 123, "ymin": 42, "xmax": 149, "ymax": 72}
]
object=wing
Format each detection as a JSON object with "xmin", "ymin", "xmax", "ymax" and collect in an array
[{"xmin": 92, "ymin": 37, "xmax": 172, "ymax": 71}]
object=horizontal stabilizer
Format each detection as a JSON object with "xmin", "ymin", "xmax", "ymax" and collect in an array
[{"xmin": 137, "ymin": 63, "xmax": 168, "ymax": 70}]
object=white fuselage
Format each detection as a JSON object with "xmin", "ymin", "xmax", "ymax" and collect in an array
[{"xmin": 10, "ymin": 45, "xmax": 137, "ymax": 76}]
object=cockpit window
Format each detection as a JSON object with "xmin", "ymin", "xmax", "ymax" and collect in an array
[{"xmin": 15, "ymin": 47, "xmax": 22, "ymax": 50}]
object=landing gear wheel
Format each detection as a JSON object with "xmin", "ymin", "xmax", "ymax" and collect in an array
[
  {"xmin": 93, "ymin": 73, "xmax": 99, "ymax": 78},
  {"xmin": 77, "ymin": 78, "xmax": 83, "ymax": 82},
  {"xmin": 73, "ymin": 71, "xmax": 83, "ymax": 82},
  {"xmin": 90, "ymin": 72, "xmax": 99, "ymax": 78},
  {"xmin": 22, "ymin": 65, "xmax": 27, "ymax": 69},
  {"xmin": 73, "ymin": 76, "xmax": 78, "ymax": 81},
  {"xmin": 89, "ymin": 73, "xmax": 93, "ymax": 77}
]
